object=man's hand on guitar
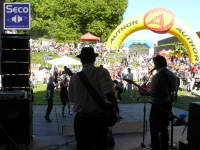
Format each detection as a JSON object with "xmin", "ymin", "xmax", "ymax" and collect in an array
[
  {"xmin": 123, "ymin": 78, "xmax": 146, "ymax": 91},
  {"xmin": 123, "ymin": 78, "xmax": 133, "ymax": 84},
  {"xmin": 123, "ymin": 78, "xmax": 151, "ymax": 96},
  {"xmin": 139, "ymin": 88, "xmax": 149, "ymax": 96}
]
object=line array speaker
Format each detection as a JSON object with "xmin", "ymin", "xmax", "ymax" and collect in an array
[
  {"xmin": 2, "ymin": 63, "xmax": 30, "ymax": 74},
  {"xmin": 2, "ymin": 50, "xmax": 30, "ymax": 61},
  {"xmin": 1, "ymin": 34, "xmax": 30, "ymax": 89},
  {"xmin": 2, "ymin": 34, "xmax": 29, "ymax": 49},
  {"xmin": 2, "ymin": 75, "xmax": 30, "ymax": 87}
]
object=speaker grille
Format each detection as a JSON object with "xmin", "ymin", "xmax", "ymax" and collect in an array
[
  {"xmin": 2, "ymin": 34, "xmax": 29, "ymax": 49},
  {"xmin": 2, "ymin": 75, "xmax": 30, "ymax": 87},
  {"xmin": 0, "ymin": 99, "xmax": 32, "ymax": 144},
  {"xmin": 1, "ymin": 34, "xmax": 30, "ymax": 90},
  {"xmin": 187, "ymin": 102, "xmax": 200, "ymax": 149},
  {"xmin": 2, "ymin": 63, "xmax": 30, "ymax": 74},
  {"xmin": 2, "ymin": 50, "xmax": 30, "ymax": 61}
]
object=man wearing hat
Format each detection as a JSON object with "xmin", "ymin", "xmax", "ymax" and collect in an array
[{"xmin": 69, "ymin": 47, "xmax": 119, "ymax": 150}]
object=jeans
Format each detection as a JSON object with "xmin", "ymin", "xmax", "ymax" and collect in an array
[
  {"xmin": 45, "ymin": 101, "xmax": 53, "ymax": 119},
  {"xmin": 150, "ymin": 104, "xmax": 171, "ymax": 150},
  {"xmin": 74, "ymin": 113, "xmax": 108, "ymax": 150}
]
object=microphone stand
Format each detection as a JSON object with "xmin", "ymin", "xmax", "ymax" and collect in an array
[
  {"xmin": 131, "ymin": 96, "xmax": 151, "ymax": 150},
  {"xmin": 131, "ymin": 73, "xmax": 152, "ymax": 150}
]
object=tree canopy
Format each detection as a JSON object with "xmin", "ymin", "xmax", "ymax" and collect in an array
[
  {"xmin": 174, "ymin": 42, "xmax": 188, "ymax": 57},
  {"xmin": 6, "ymin": 0, "xmax": 128, "ymax": 42}
]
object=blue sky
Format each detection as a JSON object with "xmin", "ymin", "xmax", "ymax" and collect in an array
[{"xmin": 123, "ymin": 0, "xmax": 200, "ymax": 43}]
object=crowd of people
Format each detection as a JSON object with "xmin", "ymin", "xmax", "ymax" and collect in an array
[
  {"xmin": 30, "ymin": 41, "xmax": 200, "ymax": 101},
  {"xmin": 30, "ymin": 39, "xmax": 107, "ymax": 55}
]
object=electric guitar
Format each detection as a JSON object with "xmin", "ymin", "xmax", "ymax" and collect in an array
[{"xmin": 123, "ymin": 78, "xmax": 148, "ymax": 92}]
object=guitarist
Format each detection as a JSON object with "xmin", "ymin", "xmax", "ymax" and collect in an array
[{"xmin": 125, "ymin": 55, "xmax": 177, "ymax": 150}]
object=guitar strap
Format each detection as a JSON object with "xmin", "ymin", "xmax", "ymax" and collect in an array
[{"xmin": 77, "ymin": 71, "xmax": 106, "ymax": 109}]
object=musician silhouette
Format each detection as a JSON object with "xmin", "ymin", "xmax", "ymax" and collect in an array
[
  {"xmin": 124, "ymin": 56, "xmax": 177, "ymax": 150},
  {"xmin": 139, "ymin": 55, "xmax": 177, "ymax": 150}
]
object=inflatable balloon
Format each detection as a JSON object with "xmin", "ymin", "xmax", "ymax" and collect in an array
[{"xmin": 106, "ymin": 8, "xmax": 200, "ymax": 63}]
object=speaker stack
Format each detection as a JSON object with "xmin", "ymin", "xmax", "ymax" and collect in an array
[
  {"xmin": 0, "ymin": 34, "xmax": 32, "ymax": 145},
  {"xmin": 1, "ymin": 34, "xmax": 30, "ymax": 89},
  {"xmin": 187, "ymin": 102, "xmax": 200, "ymax": 150}
]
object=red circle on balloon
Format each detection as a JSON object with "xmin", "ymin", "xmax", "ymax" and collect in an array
[{"xmin": 144, "ymin": 8, "xmax": 175, "ymax": 34}]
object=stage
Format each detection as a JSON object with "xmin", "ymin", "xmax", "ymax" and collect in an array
[{"xmin": 29, "ymin": 104, "xmax": 188, "ymax": 150}]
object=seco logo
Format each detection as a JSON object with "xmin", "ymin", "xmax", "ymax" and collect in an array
[
  {"xmin": 144, "ymin": 8, "xmax": 175, "ymax": 34},
  {"xmin": 6, "ymin": 5, "xmax": 29, "ymax": 13}
]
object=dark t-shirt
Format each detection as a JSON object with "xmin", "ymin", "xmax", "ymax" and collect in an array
[
  {"xmin": 60, "ymin": 83, "xmax": 68, "ymax": 96},
  {"xmin": 46, "ymin": 82, "xmax": 55, "ymax": 102},
  {"xmin": 54, "ymin": 72, "xmax": 58, "ymax": 83}
]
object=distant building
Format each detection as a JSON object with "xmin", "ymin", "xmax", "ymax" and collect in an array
[{"xmin": 155, "ymin": 31, "xmax": 200, "ymax": 53}]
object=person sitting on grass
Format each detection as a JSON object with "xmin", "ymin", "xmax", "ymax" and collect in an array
[{"xmin": 114, "ymin": 80, "xmax": 123, "ymax": 102}]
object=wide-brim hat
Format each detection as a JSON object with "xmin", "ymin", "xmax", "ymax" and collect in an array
[{"xmin": 77, "ymin": 47, "xmax": 99, "ymax": 58}]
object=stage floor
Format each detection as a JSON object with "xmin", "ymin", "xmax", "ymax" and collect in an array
[{"xmin": 28, "ymin": 104, "xmax": 188, "ymax": 150}]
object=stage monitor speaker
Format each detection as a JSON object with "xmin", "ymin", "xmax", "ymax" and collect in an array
[
  {"xmin": 2, "ymin": 34, "xmax": 29, "ymax": 49},
  {"xmin": 2, "ymin": 50, "xmax": 30, "ymax": 61},
  {"xmin": 187, "ymin": 102, "xmax": 200, "ymax": 149},
  {"xmin": 0, "ymin": 99, "xmax": 32, "ymax": 144}
]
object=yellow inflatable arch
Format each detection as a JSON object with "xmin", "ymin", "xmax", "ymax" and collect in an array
[{"xmin": 106, "ymin": 8, "xmax": 200, "ymax": 64}]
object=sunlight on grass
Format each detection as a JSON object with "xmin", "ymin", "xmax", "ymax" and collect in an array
[
  {"xmin": 33, "ymin": 82, "xmax": 200, "ymax": 111},
  {"xmin": 33, "ymin": 82, "xmax": 62, "ymax": 105}
]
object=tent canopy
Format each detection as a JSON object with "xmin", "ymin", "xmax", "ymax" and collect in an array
[
  {"xmin": 47, "ymin": 56, "xmax": 81, "ymax": 66},
  {"xmin": 77, "ymin": 32, "xmax": 100, "ymax": 41}
]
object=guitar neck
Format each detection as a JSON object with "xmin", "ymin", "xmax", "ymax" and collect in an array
[{"xmin": 124, "ymin": 79, "xmax": 148, "ymax": 92}]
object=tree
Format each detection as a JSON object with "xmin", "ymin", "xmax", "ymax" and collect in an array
[
  {"xmin": 174, "ymin": 42, "xmax": 188, "ymax": 57},
  {"xmin": 11, "ymin": 0, "xmax": 128, "ymax": 42}
]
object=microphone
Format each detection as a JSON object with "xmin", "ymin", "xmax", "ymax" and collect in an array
[{"xmin": 148, "ymin": 67, "xmax": 156, "ymax": 75}]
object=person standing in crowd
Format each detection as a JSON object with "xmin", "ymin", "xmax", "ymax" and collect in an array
[
  {"xmin": 138, "ymin": 55, "xmax": 177, "ymax": 150},
  {"xmin": 60, "ymin": 75, "xmax": 72, "ymax": 117},
  {"xmin": 191, "ymin": 63, "xmax": 197, "ymax": 78},
  {"xmin": 114, "ymin": 80, "xmax": 124, "ymax": 101},
  {"xmin": 125, "ymin": 68, "xmax": 134, "ymax": 99},
  {"xmin": 186, "ymin": 69, "xmax": 192, "ymax": 92},
  {"xmin": 69, "ymin": 47, "xmax": 119, "ymax": 150},
  {"xmin": 53, "ymin": 67, "xmax": 59, "ymax": 90},
  {"xmin": 174, "ymin": 73, "xmax": 180, "ymax": 101},
  {"xmin": 45, "ymin": 76, "xmax": 55, "ymax": 122},
  {"xmin": 32, "ymin": 78, "xmax": 37, "ymax": 88},
  {"xmin": 62, "ymin": 66, "xmax": 74, "ymax": 76}
]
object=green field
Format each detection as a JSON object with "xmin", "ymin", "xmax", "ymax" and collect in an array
[{"xmin": 33, "ymin": 82, "xmax": 200, "ymax": 111}]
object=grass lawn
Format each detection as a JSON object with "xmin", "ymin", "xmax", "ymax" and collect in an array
[{"xmin": 33, "ymin": 82, "xmax": 200, "ymax": 111}]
